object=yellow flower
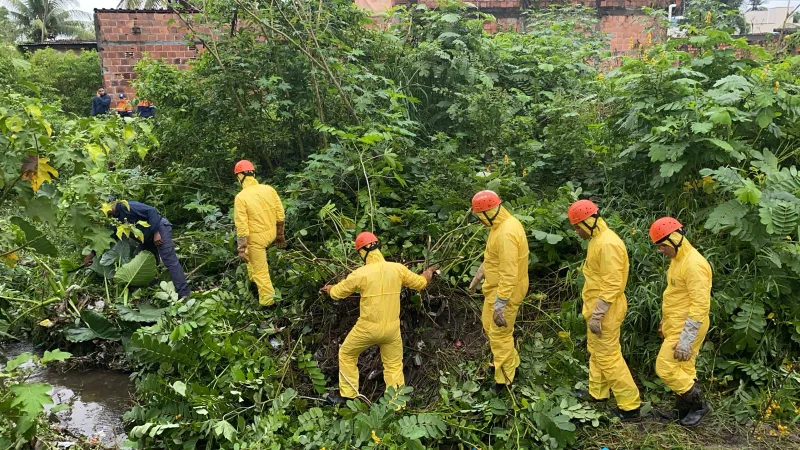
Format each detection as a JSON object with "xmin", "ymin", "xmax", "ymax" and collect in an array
[
  {"xmin": 371, "ymin": 430, "xmax": 382, "ymax": 444},
  {"xmin": 175, "ymin": 414, "xmax": 182, "ymax": 419},
  {"xmin": 766, "ymin": 64, "xmax": 771, "ymax": 71},
  {"xmin": 631, "ymin": 227, "xmax": 637, "ymax": 235},
  {"xmin": 775, "ymin": 81, "xmax": 780, "ymax": 93},
  {"xmin": 39, "ymin": 319, "xmax": 54, "ymax": 327},
  {"xmin": 705, "ymin": 11, "xmax": 712, "ymax": 23},
  {"xmin": 504, "ymin": 154, "xmax": 510, "ymax": 164},
  {"xmin": 628, "ymin": 37, "xmax": 634, "ymax": 50},
  {"xmin": 768, "ymin": 312, "xmax": 775, "ymax": 319},
  {"xmin": 646, "ymin": 32, "xmax": 652, "ymax": 46},
  {"xmin": 558, "ymin": 331, "xmax": 570, "ymax": 339},
  {"xmin": 522, "ymin": 168, "xmax": 528, "ymax": 176},
  {"xmin": 486, "ymin": 165, "xmax": 492, "ymax": 173},
  {"xmin": 598, "ymin": 73, "xmax": 604, "ymax": 81},
  {"xmin": 661, "ymin": 50, "xmax": 666, "ymax": 59}
]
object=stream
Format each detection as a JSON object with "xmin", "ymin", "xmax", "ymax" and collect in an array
[{"xmin": 2, "ymin": 340, "xmax": 132, "ymax": 448}]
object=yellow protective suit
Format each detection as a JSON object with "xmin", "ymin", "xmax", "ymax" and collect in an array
[
  {"xmin": 330, "ymin": 250, "xmax": 428, "ymax": 398},
  {"xmin": 580, "ymin": 218, "xmax": 641, "ymax": 411},
  {"xmin": 234, "ymin": 177, "xmax": 285, "ymax": 306},
  {"xmin": 655, "ymin": 237, "xmax": 712, "ymax": 395},
  {"xmin": 479, "ymin": 206, "xmax": 529, "ymax": 385}
]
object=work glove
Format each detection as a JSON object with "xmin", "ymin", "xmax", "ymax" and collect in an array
[
  {"xmin": 673, "ymin": 318, "xmax": 702, "ymax": 362},
  {"xmin": 588, "ymin": 298, "xmax": 611, "ymax": 337},
  {"xmin": 237, "ymin": 236, "xmax": 249, "ymax": 263},
  {"xmin": 468, "ymin": 264, "xmax": 484, "ymax": 293},
  {"xmin": 275, "ymin": 221, "xmax": 286, "ymax": 249},
  {"xmin": 493, "ymin": 296, "xmax": 509, "ymax": 327}
]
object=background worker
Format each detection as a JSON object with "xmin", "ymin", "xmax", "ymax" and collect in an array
[
  {"xmin": 320, "ymin": 232, "xmax": 437, "ymax": 405},
  {"xmin": 85, "ymin": 199, "xmax": 191, "ymax": 298},
  {"xmin": 568, "ymin": 200, "xmax": 641, "ymax": 421},
  {"xmin": 116, "ymin": 93, "xmax": 133, "ymax": 118},
  {"xmin": 649, "ymin": 217, "xmax": 713, "ymax": 427},
  {"xmin": 91, "ymin": 87, "xmax": 111, "ymax": 116},
  {"xmin": 469, "ymin": 190, "xmax": 529, "ymax": 392},
  {"xmin": 233, "ymin": 160, "xmax": 285, "ymax": 307}
]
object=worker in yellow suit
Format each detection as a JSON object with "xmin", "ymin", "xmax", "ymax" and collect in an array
[
  {"xmin": 568, "ymin": 200, "xmax": 641, "ymax": 421},
  {"xmin": 320, "ymin": 232, "xmax": 437, "ymax": 405},
  {"xmin": 649, "ymin": 217, "xmax": 713, "ymax": 427},
  {"xmin": 468, "ymin": 190, "xmax": 529, "ymax": 392},
  {"xmin": 233, "ymin": 160, "xmax": 286, "ymax": 306}
]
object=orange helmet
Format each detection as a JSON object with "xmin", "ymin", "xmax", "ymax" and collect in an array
[
  {"xmin": 472, "ymin": 190, "xmax": 502, "ymax": 213},
  {"xmin": 567, "ymin": 200, "xmax": 599, "ymax": 225},
  {"xmin": 649, "ymin": 217, "xmax": 683, "ymax": 243},
  {"xmin": 355, "ymin": 231, "xmax": 379, "ymax": 251},
  {"xmin": 234, "ymin": 160, "xmax": 255, "ymax": 174}
]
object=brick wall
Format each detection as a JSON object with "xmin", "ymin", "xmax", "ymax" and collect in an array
[
  {"xmin": 93, "ymin": 4, "xmax": 670, "ymax": 104},
  {"xmin": 94, "ymin": 9, "xmax": 203, "ymax": 106}
]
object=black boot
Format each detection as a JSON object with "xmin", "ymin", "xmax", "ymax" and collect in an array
[
  {"xmin": 573, "ymin": 389, "xmax": 607, "ymax": 403},
  {"xmin": 657, "ymin": 393, "xmax": 691, "ymax": 421},
  {"xmin": 491, "ymin": 383, "xmax": 508, "ymax": 394},
  {"xmin": 679, "ymin": 383, "xmax": 712, "ymax": 427},
  {"xmin": 611, "ymin": 407, "xmax": 641, "ymax": 422},
  {"xmin": 325, "ymin": 392, "xmax": 350, "ymax": 406}
]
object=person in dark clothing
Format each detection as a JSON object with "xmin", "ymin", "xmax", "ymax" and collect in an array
[
  {"xmin": 85, "ymin": 200, "xmax": 191, "ymax": 298},
  {"xmin": 91, "ymin": 88, "xmax": 111, "ymax": 116},
  {"xmin": 136, "ymin": 99, "xmax": 156, "ymax": 118}
]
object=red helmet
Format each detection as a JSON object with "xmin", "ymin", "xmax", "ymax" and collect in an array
[
  {"xmin": 472, "ymin": 190, "xmax": 502, "ymax": 213},
  {"xmin": 650, "ymin": 217, "xmax": 683, "ymax": 243},
  {"xmin": 234, "ymin": 160, "xmax": 255, "ymax": 174},
  {"xmin": 355, "ymin": 231, "xmax": 379, "ymax": 251},
  {"xmin": 567, "ymin": 200, "xmax": 599, "ymax": 225}
]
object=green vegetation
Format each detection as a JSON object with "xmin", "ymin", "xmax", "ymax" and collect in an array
[
  {"xmin": 4, "ymin": 0, "xmax": 90, "ymax": 42},
  {"xmin": 2, "ymin": 1, "xmax": 800, "ymax": 448}
]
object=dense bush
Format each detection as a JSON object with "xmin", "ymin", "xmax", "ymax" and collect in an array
[{"xmin": 3, "ymin": 0, "xmax": 800, "ymax": 448}]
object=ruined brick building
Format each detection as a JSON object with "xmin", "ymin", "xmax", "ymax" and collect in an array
[{"xmin": 94, "ymin": 0, "xmax": 681, "ymax": 102}]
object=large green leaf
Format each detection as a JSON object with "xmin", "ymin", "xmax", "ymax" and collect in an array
[
  {"xmin": 65, "ymin": 310, "xmax": 121, "ymax": 342},
  {"xmin": 116, "ymin": 303, "xmax": 168, "ymax": 323},
  {"xmin": 10, "ymin": 217, "xmax": 57, "ymax": 256},
  {"xmin": 114, "ymin": 252, "xmax": 157, "ymax": 287},
  {"xmin": 9, "ymin": 383, "xmax": 53, "ymax": 416},
  {"xmin": 41, "ymin": 349, "xmax": 71, "ymax": 364},
  {"xmin": 705, "ymin": 200, "xmax": 749, "ymax": 233}
]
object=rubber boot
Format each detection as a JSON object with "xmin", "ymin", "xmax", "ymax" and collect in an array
[
  {"xmin": 657, "ymin": 393, "xmax": 690, "ymax": 421},
  {"xmin": 325, "ymin": 391, "xmax": 350, "ymax": 406},
  {"xmin": 573, "ymin": 389, "xmax": 607, "ymax": 403},
  {"xmin": 680, "ymin": 383, "xmax": 712, "ymax": 427},
  {"xmin": 611, "ymin": 407, "xmax": 641, "ymax": 422}
]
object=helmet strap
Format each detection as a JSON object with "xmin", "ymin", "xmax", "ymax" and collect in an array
[
  {"xmin": 482, "ymin": 204, "xmax": 502, "ymax": 226},
  {"xmin": 580, "ymin": 214, "xmax": 600, "ymax": 236},
  {"xmin": 658, "ymin": 230, "xmax": 685, "ymax": 253},
  {"xmin": 359, "ymin": 241, "xmax": 379, "ymax": 263},
  {"xmin": 237, "ymin": 172, "xmax": 254, "ymax": 185}
]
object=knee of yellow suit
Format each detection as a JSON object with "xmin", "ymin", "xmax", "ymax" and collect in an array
[{"xmin": 655, "ymin": 354, "xmax": 674, "ymax": 383}]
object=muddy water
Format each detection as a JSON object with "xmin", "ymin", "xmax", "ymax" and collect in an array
[{"xmin": 2, "ymin": 341, "xmax": 132, "ymax": 447}]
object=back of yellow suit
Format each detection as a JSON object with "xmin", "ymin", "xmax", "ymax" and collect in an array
[
  {"xmin": 330, "ymin": 250, "xmax": 428, "ymax": 398},
  {"xmin": 580, "ymin": 218, "xmax": 641, "ymax": 411},
  {"xmin": 656, "ymin": 236, "xmax": 712, "ymax": 395},
  {"xmin": 234, "ymin": 177, "xmax": 285, "ymax": 306},
  {"xmin": 480, "ymin": 206, "xmax": 529, "ymax": 385}
]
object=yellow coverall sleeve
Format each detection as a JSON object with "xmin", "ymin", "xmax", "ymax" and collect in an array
[
  {"xmin": 330, "ymin": 272, "xmax": 362, "ymax": 300},
  {"xmin": 270, "ymin": 186, "xmax": 285, "ymax": 222},
  {"xmin": 234, "ymin": 195, "xmax": 249, "ymax": 237},
  {"xmin": 597, "ymin": 243, "xmax": 626, "ymax": 303},
  {"xmin": 495, "ymin": 232, "xmax": 520, "ymax": 300},
  {"xmin": 399, "ymin": 266, "xmax": 428, "ymax": 291},
  {"xmin": 685, "ymin": 262, "xmax": 712, "ymax": 323}
]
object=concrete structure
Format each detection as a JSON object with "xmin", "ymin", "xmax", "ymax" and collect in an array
[{"xmin": 745, "ymin": 6, "xmax": 799, "ymax": 34}]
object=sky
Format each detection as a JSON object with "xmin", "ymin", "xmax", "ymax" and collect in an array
[{"xmin": 76, "ymin": 0, "xmax": 121, "ymax": 15}]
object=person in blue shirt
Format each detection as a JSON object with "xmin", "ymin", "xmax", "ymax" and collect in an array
[
  {"xmin": 85, "ymin": 199, "xmax": 191, "ymax": 298},
  {"xmin": 91, "ymin": 88, "xmax": 111, "ymax": 116}
]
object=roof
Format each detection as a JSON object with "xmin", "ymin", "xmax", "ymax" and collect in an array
[
  {"xmin": 19, "ymin": 39, "xmax": 97, "ymax": 45},
  {"xmin": 94, "ymin": 8, "xmax": 173, "ymax": 12}
]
